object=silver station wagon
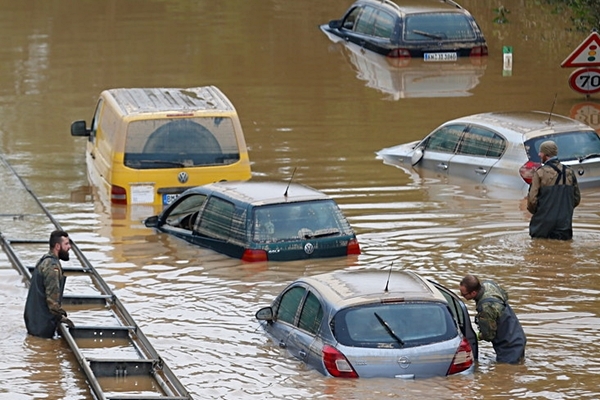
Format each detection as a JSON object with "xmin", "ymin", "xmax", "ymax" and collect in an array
[
  {"xmin": 256, "ymin": 270, "xmax": 477, "ymax": 379},
  {"xmin": 377, "ymin": 111, "xmax": 600, "ymax": 192}
]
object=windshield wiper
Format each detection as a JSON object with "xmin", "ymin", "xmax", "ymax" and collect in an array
[
  {"xmin": 374, "ymin": 312, "xmax": 404, "ymax": 347},
  {"xmin": 578, "ymin": 153, "xmax": 600, "ymax": 162},
  {"xmin": 411, "ymin": 29, "xmax": 444, "ymax": 40},
  {"xmin": 303, "ymin": 228, "xmax": 340, "ymax": 239},
  {"xmin": 134, "ymin": 160, "xmax": 193, "ymax": 167}
]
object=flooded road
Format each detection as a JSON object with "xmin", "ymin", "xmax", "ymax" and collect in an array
[{"xmin": 2, "ymin": 0, "xmax": 600, "ymax": 398}]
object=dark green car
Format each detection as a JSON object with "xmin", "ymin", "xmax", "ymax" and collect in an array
[{"xmin": 144, "ymin": 181, "xmax": 361, "ymax": 262}]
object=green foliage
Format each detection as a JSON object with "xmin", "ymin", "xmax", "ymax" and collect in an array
[
  {"xmin": 544, "ymin": 0, "xmax": 600, "ymax": 31},
  {"xmin": 493, "ymin": 6, "xmax": 511, "ymax": 24}
]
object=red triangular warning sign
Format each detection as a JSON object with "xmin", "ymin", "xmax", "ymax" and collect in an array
[{"xmin": 562, "ymin": 31, "xmax": 600, "ymax": 68}]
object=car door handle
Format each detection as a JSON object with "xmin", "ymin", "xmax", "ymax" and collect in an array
[
  {"xmin": 298, "ymin": 350, "xmax": 307, "ymax": 359},
  {"xmin": 475, "ymin": 167, "xmax": 487, "ymax": 175},
  {"xmin": 278, "ymin": 341, "xmax": 286, "ymax": 349},
  {"xmin": 436, "ymin": 163, "xmax": 448, "ymax": 170}
]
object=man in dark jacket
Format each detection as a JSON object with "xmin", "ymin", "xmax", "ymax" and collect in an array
[
  {"xmin": 24, "ymin": 230, "xmax": 74, "ymax": 338},
  {"xmin": 459, "ymin": 275, "xmax": 526, "ymax": 364},
  {"xmin": 527, "ymin": 140, "xmax": 580, "ymax": 240}
]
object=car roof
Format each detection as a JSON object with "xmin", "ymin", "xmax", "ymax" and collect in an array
[
  {"xmin": 298, "ymin": 270, "xmax": 447, "ymax": 310},
  {"xmin": 353, "ymin": 0, "xmax": 468, "ymax": 15},
  {"xmin": 445, "ymin": 110, "xmax": 595, "ymax": 140},
  {"xmin": 184, "ymin": 181, "xmax": 331, "ymax": 206},
  {"xmin": 104, "ymin": 86, "xmax": 235, "ymax": 116}
]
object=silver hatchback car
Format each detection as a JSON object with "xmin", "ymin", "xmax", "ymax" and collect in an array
[
  {"xmin": 256, "ymin": 270, "xmax": 477, "ymax": 379},
  {"xmin": 377, "ymin": 111, "xmax": 600, "ymax": 192}
]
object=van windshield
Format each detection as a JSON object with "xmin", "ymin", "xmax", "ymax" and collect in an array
[{"xmin": 123, "ymin": 117, "xmax": 241, "ymax": 169}]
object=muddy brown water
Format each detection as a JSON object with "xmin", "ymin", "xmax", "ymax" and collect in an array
[{"xmin": 2, "ymin": 1, "xmax": 600, "ymax": 398}]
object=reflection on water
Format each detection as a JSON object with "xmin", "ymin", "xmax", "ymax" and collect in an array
[
  {"xmin": 322, "ymin": 29, "xmax": 487, "ymax": 100},
  {"xmin": 3, "ymin": 0, "xmax": 600, "ymax": 399}
]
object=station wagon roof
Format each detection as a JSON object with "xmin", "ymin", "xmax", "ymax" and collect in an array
[
  {"xmin": 299, "ymin": 270, "xmax": 447, "ymax": 310},
  {"xmin": 357, "ymin": 0, "xmax": 466, "ymax": 14},
  {"xmin": 105, "ymin": 86, "xmax": 235, "ymax": 116},
  {"xmin": 447, "ymin": 111, "xmax": 595, "ymax": 139},
  {"xmin": 188, "ymin": 181, "xmax": 330, "ymax": 206}
]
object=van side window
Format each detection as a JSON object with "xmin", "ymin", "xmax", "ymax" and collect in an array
[
  {"xmin": 89, "ymin": 99, "xmax": 103, "ymax": 144},
  {"xmin": 123, "ymin": 118, "xmax": 241, "ymax": 170},
  {"xmin": 197, "ymin": 197, "xmax": 235, "ymax": 240}
]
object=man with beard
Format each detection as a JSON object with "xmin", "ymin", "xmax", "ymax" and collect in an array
[{"xmin": 24, "ymin": 230, "xmax": 75, "ymax": 338}]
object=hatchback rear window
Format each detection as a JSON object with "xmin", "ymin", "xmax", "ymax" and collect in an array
[
  {"xmin": 333, "ymin": 302, "xmax": 457, "ymax": 349},
  {"xmin": 252, "ymin": 200, "xmax": 353, "ymax": 243},
  {"xmin": 404, "ymin": 13, "xmax": 476, "ymax": 41},
  {"xmin": 123, "ymin": 117, "xmax": 241, "ymax": 169},
  {"xmin": 525, "ymin": 131, "xmax": 600, "ymax": 162}
]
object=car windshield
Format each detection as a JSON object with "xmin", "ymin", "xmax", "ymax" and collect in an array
[
  {"xmin": 123, "ymin": 117, "xmax": 241, "ymax": 169},
  {"xmin": 252, "ymin": 200, "xmax": 353, "ymax": 243},
  {"xmin": 333, "ymin": 302, "xmax": 457, "ymax": 349},
  {"xmin": 525, "ymin": 131, "xmax": 600, "ymax": 162},
  {"xmin": 404, "ymin": 13, "xmax": 476, "ymax": 41}
]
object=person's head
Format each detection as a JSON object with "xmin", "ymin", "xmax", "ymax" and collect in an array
[
  {"xmin": 459, "ymin": 274, "xmax": 481, "ymax": 301},
  {"xmin": 538, "ymin": 140, "xmax": 558, "ymax": 163},
  {"xmin": 49, "ymin": 230, "xmax": 70, "ymax": 261}
]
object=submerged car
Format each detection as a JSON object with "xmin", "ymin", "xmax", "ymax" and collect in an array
[
  {"xmin": 377, "ymin": 111, "xmax": 600, "ymax": 192},
  {"xmin": 320, "ymin": 0, "xmax": 488, "ymax": 60},
  {"xmin": 256, "ymin": 269, "xmax": 477, "ymax": 379},
  {"xmin": 143, "ymin": 181, "xmax": 360, "ymax": 262}
]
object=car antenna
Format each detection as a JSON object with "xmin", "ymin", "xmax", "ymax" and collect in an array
[
  {"xmin": 384, "ymin": 263, "xmax": 393, "ymax": 292},
  {"xmin": 546, "ymin": 93, "xmax": 557, "ymax": 126},
  {"xmin": 284, "ymin": 167, "xmax": 297, "ymax": 197}
]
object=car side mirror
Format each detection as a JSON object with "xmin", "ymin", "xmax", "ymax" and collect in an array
[
  {"xmin": 144, "ymin": 216, "xmax": 159, "ymax": 228},
  {"xmin": 411, "ymin": 146, "xmax": 425, "ymax": 166},
  {"xmin": 328, "ymin": 19, "xmax": 342, "ymax": 29},
  {"xmin": 71, "ymin": 120, "xmax": 90, "ymax": 137},
  {"xmin": 255, "ymin": 306, "xmax": 274, "ymax": 321}
]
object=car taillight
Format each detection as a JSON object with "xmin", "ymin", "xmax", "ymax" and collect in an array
[
  {"xmin": 447, "ymin": 337, "xmax": 474, "ymax": 375},
  {"xmin": 519, "ymin": 160, "xmax": 541, "ymax": 185},
  {"xmin": 346, "ymin": 238, "xmax": 361, "ymax": 255},
  {"xmin": 241, "ymin": 249, "xmax": 268, "ymax": 262},
  {"xmin": 470, "ymin": 45, "xmax": 488, "ymax": 57},
  {"xmin": 111, "ymin": 185, "xmax": 127, "ymax": 205},
  {"xmin": 387, "ymin": 48, "xmax": 411, "ymax": 58},
  {"xmin": 322, "ymin": 345, "xmax": 358, "ymax": 378}
]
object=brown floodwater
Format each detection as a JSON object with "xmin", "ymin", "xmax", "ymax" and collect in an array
[{"xmin": 2, "ymin": 0, "xmax": 600, "ymax": 398}]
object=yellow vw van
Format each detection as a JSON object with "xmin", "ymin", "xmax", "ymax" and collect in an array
[{"xmin": 71, "ymin": 86, "xmax": 251, "ymax": 206}]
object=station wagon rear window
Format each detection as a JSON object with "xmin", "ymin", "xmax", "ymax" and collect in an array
[
  {"xmin": 404, "ymin": 13, "xmax": 477, "ymax": 41},
  {"xmin": 123, "ymin": 117, "xmax": 241, "ymax": 169},
  {"xmin": 333, "ymin": 302, "xmax": 457, "ymax": 349}
]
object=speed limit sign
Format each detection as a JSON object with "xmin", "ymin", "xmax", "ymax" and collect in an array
[{"xmin": 568, "ymin": 67, "xmax": 600, "ymax": 94}]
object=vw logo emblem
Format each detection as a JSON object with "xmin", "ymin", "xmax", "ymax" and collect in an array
[
  {"xmin": 178, "ymin": 171, "xmax": 189, "ymax": 184},
  {"xmin": 304, "ymin": 242, "xmax": 314, "ymax": 255}
]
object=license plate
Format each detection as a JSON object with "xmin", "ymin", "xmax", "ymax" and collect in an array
[
  {"xmin": 424, "ymin": 52, "xmax": 457, "ymax": 62},
  {"xmin": 162, "ymin": 193, "xmax": 179, "ymax": 205}
]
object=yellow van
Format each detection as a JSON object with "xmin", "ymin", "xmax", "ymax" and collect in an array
[{"xmin": 71, "ymin": 86, "xmax": 251, "ymax": 206}]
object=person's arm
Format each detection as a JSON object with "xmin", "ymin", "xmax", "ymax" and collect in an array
[
  {"xmin": 40, "ymin": 262, "xmax": 67, "ymax": 318},
  {"xmin": 477, "ymin": 303, "xmax": 502, "ymax": 341},
  {"xmin": 526, "ymin": 170, "xmax": 542, "ymax": 214},
  {"xmin": 571, "ymin": 170, "xmax": 581, "ymax": 208}
]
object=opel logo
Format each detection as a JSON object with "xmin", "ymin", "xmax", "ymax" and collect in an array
[
  {"xmin": 397, "ymin": 356, "xmax": 411, "ymax": 368},
  {"xmin": 304, "ymin": 242, "xmax": 314, "ymax": 255},
  {"xmin": 178, "ymin": 171, "xmax": 189, "ymax": 184}
]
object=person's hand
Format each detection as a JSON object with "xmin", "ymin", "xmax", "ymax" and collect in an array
[{"xmin": 61, "ymin": 316, "xmax": 75, "ymax": 328}]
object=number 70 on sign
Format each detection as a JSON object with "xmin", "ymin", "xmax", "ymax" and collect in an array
[{"xmin": 569, "ymin": 67, "xmax": 600, "ymax": 94}]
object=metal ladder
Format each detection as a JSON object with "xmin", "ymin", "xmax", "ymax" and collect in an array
[{"xmin": 0, "ymin": 156, "xmax": 193, "ymax": 400}]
